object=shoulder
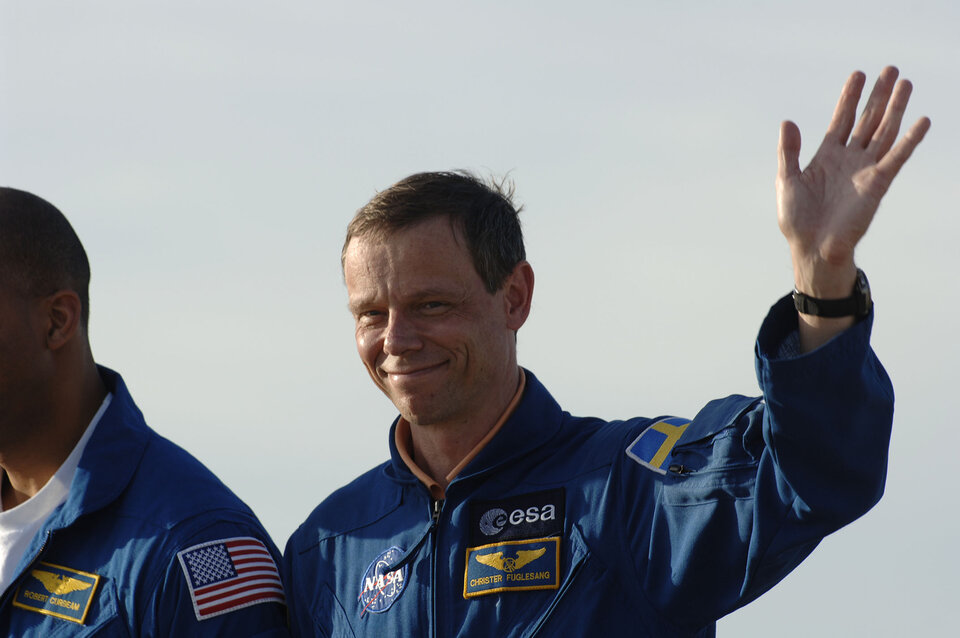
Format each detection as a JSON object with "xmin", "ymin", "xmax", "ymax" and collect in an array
[
  {"xmin": 287, "ymin": 461, "xmax": 401, "ymax": 554},
  {"xmin": 91, "ymin": 367, "xmax": 257, "ymax": 526},
  {"xmin": 555, "ymin": 413, "xmax": 650, "ymax": 471},
  {"xmin": 118, "ymin": 437, "xmax": 287, "ymax": 632},
  {"xmin": 119, "ymin": 429, "xmax": 258, "ymax": 529},
  {"xmin": 83, "ymin": 424, "xmax": 279, "ymax": 572}
]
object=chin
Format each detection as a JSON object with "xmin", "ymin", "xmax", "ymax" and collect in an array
[
  {"xmin": 398, "ymin": 403, "xmax": 449, "ymax": 428},
  {"xmin": 390, "ymin": 390, "xmax": 441, "ymax": 421}
]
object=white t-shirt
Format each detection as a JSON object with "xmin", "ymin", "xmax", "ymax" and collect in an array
[{"xmin": 0, "ymin": 393, "xmax": 112, "ymax": 594}]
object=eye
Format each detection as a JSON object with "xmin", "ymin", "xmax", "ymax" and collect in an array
[
  {"xmin": 356, "ymin": 309, "xmax": 385, "ymax": 325},
  {"xmin": 421, "ymin": 301, "xmax": 448, "ymax": 314}
]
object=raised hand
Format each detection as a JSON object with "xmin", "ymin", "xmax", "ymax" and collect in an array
[{"xmin": 776, "ymin": 66, "xmax": 930, "ymax": 349}]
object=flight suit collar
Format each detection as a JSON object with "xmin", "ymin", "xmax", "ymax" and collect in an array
[
  {"xmin": 385, "ymin": 369, "xmax": 564, "ymax": 490},
  {"xmin": 36, "ymin": 366, "xmax": 149, "ymax": 537}
]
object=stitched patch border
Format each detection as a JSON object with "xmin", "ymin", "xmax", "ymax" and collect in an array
[
  {"xmin": 12, "ymin": 561, "xmax": 101, "ymax": 624},
  {"xmin": 176, "ymin": 536, "xmax": 285, "ymax": 621},
  {"xmin": 463, "ymin": 537, "xmax": 560, "ymax": 598}
]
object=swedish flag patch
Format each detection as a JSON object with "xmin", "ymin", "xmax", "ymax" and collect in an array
[{"xmin": 625, "ymin": 417, "xmax": 691, "ymax": 474}]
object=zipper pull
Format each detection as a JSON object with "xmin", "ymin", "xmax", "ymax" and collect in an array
[{"xmin": 432, "ymin": 498, "xmax": 444, "ymax": 524}]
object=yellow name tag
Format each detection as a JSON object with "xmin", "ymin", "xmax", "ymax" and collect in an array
[
  {"xmin": 13, "ymin": 562, "xmax": 100, "ymax": 624},
  {"xmin": 463, "ymin": 537, "xmax": 560, "ymax": 598}
]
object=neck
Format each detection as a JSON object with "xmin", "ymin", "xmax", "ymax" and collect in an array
[
  {"xmin": 407, "ymin": 367, "xmax": 523, "ymax": 491},
  {"xmin": 0, "ymin": 358, "xmax": 106, "ymax": 510},
  {"xmin": 409, "ymin": 424, "xmax": 489, "ymax": 491}
]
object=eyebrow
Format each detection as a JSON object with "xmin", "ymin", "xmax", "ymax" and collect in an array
[{"xmin": 347, "ymin": 286, "xmax": 467, "ymax": 314}]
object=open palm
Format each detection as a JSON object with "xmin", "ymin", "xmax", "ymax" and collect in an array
[{"xmin": 777, "ymin": 66, "xmax": 930, "ymax": 291}]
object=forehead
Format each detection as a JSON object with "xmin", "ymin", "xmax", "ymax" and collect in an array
[{"xmin": 344, "ymin": 218, "xmax": 480, "ymax": 300}]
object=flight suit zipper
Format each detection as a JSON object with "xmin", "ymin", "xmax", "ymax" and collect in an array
[
  {"xmin": 0, "ymin": 529, "xmax": 52, "ymax": 608},
  {"xmin": 430, "ymin": 497, "xmax": 444, "ymax": 638}
]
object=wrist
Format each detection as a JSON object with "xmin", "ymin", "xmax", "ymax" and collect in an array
[
  {"xmin": 790, "ymin": 254, "xmax": 857, "ymax": 299},
  {"xmin": 792, "ymin": 268, "xmax": 872, "ymax": 319}
]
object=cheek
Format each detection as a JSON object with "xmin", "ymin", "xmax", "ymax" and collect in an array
[{"xmin": 355, "ymin": 329, "xmax": 382, "ymax": 366}]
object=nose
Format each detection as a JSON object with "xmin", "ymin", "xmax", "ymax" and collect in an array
[{"xmin": 383, "ymin": 311, "xmax": 422, "ymax": 356}]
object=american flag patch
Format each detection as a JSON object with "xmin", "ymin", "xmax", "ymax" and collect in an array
[{"xmin": 177, "ymin": 536, "xmax": 285, "ymax": 621}]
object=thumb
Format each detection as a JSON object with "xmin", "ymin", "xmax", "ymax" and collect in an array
[{"xmin": 778, "ymin": 120, "xmax": 802, "ymax": 181}]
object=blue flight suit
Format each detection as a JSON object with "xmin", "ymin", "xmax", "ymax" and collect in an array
[
  {"xmin": 0, "ymin": 367, "xmax": 290, "ymax": 637},
  {"xmin": 283, "ymin": 297, "xmax": 893, "ymax": 637}
]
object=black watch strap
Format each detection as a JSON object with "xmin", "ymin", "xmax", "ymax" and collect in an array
[{"xmin": 792, "ymin": 269, "xmax": 872, "ymax": 319}]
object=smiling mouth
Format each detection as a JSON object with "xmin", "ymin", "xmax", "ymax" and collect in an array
[{"xmin": 380, "ymin": 361, "xmax": 447, "ymax": 381}]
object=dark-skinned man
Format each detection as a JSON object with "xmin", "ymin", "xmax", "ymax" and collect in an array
[{"xmin": 0, "ymin": 188, "xmax": 290, "ymax": 636}]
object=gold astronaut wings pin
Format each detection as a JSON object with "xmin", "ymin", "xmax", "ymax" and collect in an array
[{"xmin": 474, "ymin": 547, "xmax": 546, "ymax": 573}]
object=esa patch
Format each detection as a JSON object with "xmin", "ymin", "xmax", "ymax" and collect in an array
[
  {"xmin": 468, "ymin": 488, "xmax": 565, "ymax": 546},
  {"xmin": 177, "ymin": 537, "xmax": 285, "ymax": 621},
  {"xmin": 12, "ymin": 562, "xmax": 100, "ymax": 624},
  {"xmin": 464, "ymin": 537, "xmax": 560, "ymax": 598},
  {"xmin": 358, "ymin": 546, "xmax": 408, "ymax": 616},
  {"xmin": 626, "ymin": 417, "xmax": 691, "ymax": 474}
]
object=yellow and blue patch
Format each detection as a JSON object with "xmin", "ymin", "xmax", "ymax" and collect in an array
[
  {"xmin": 463, "ymin": 537, "xmax": 559, "ymax": 598},
  {"xmin": 626, "ymin": 417, "xmax": 691, "ymax": 474},
  {"xmin": 12, "ymin": 562, "xmax": 100, "ymax": 624}
]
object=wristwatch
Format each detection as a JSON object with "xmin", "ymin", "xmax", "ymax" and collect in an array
[{"xmin": 792, "ymin": 268, "xmax": 872, "ymax": 319}]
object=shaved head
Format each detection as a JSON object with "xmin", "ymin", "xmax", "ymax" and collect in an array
[{"xmin": 0, "ymin": 187, "xmax": 90, "ymax": 327}]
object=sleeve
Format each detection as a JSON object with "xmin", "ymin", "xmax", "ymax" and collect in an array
[
  {"xmin": 142, "ymin": 518, "xmax": 292, "ymax": 637},
  {"xmin": 626, "ymin": 295, "xmax": 894, "ymax": 631}
]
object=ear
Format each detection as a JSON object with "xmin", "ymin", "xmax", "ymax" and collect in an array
[
  {"xmin": 43, "ymin": 290, "xmax": 83, "ymax": 351},
  {"xmin": 502, "ymin": 261, "xmax": 534, "ymax": 331}
]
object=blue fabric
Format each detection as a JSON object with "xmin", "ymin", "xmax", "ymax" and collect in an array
[
  {"xmin": 0, "ymin": 367, "xmax": 290, "ymax": 637},
  {"xmin": 284, "ymin": 295, "xmax": 893, "ymax": 637}
]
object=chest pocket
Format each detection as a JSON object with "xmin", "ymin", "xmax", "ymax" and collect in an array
[
  {"xmin": 521, "ymin": 525, "xmax": 657, "ymax": 638},
  {"xmin": 661, "ymin": 395, "xmax": 764, "ymax": 505},
  {"xmin": 8, "ymin": 578, "xmax": 121, "ymax": 637}
]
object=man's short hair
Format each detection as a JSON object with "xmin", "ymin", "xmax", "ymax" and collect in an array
[
  {"xmin": 0, "ymin": 187, "xmax": 91, "ymax": 328},
  {"xmin": 343, "ymin": 171, "xmax": 526, "ymax": 294}
]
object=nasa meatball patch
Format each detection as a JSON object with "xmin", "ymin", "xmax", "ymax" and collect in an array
[
  {"xmin": 467, "ymin": 489, "xmax": 565, "ymax": 547},
  {"xmin": 358, "ymin": 546, "xmax": 408, "ymax": 616}
]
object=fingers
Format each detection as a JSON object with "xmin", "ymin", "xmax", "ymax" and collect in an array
[
  {"xmin": 821, "ymin": 65, "xmax": 925, "ymax": 165},
  {"xmin": 823, "ymin": 70, "xmax": 866, "ymax": 144},
  {"xmin": 778, "ymin": 120, "xmax": 802, "ymax": 181},
  {"xmin": 876, "ymin": 116, "xmax": 931, "ymax": 180},
  {"xmin": 849, "ymin": 66, "xmax": 899, "ymax": 148},
  {"xmin": 867, "ymin": 78, "xmax": 913, "ymax": 159}
]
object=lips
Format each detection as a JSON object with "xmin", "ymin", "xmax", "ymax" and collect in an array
[{"xmin": 380, "ymin": 361, "xmax": 448, "ymax": 383}]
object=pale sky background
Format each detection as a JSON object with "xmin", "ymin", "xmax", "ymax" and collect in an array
[{"xmin": 2, "ymin": 1, "xmax": 956, "ymax": 635}]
